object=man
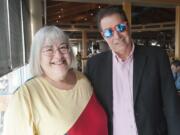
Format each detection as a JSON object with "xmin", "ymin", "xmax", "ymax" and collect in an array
[
  {"xmin": 85, "ymin": 6, "xmax": 180, "ymax": 135},
  {"xmin": 171, "ymin": 60, "xmax": 180, "ymax": 91},
  {"xmin": 171, "ymin": 60, "xmax": 180, "ymax": 79}
]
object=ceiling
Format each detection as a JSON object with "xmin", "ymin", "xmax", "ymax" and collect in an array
[
  {"xmin": 46, "ymin": 0, "xmax": 175, "ymax": 25},
  {"xmin": 47, "ymin": 0, "xmax": 180, "ymax": 7},
  {"xmin": 46, "ymin": 1, "xmax": 108, "ymax": 25}
]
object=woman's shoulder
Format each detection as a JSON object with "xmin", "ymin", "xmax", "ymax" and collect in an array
[
  {"xmin": 74, "ymin": 70, "xmax": 85, "ymax": 78},
  {"xmin": 74, "ymin": 69, "xmax": 93, "ymax": 90},
  {"xmin": 14, "ymin": 77, "xmax": 41, "ymax": 96},
  {"xmin": 74, "ymin": 70, "xmax": 90, "ymax": 83}
]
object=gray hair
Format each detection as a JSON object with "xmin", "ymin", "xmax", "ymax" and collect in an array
[{"xmin": 29, "ymin": 25, "xmax": 74, "ymax": 77}]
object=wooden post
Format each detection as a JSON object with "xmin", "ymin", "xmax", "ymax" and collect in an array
[
  {"xmin": 122, "ymin": 1, "xmax": 132, "ymax": 27},
  {"xmin": 175, "ymin": 6, "xmax": 180, "ymax": 59},
  {"xmin": 29, "ymin": 0, "xmax": 43, "ymax": 37},
  {"xmin": 82, "ymin": 31, "xmax": 88, "ymax": 72}
]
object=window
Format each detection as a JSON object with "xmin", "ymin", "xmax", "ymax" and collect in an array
[{"xmin": 0, "ymin": 0, "xmax": 31, "ymax": 77}]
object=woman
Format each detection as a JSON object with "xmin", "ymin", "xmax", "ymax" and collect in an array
[{"xmin": 3, "ymin": 26, "xmax": 108, "ymax": 135}]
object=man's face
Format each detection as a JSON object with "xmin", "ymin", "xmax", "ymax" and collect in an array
[
  {"xmin": 100, "ymin": 13, "xmax": 132, "ymax": 54},
  {"xmin": 176, "ymin": 66, "xmax": 180, "ymax": 73},
  {"xmin": 171, "ymin": 64, "xmax": 177, "ymax": 73}
]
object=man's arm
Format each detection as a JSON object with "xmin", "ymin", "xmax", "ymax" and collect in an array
[{"xmin": 159, "ymin": 49, "xmax": 180, "ymax": 135}]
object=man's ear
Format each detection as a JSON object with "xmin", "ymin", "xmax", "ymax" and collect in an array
[
  {"xmin": 100, "ymin": 32, "xmax": 105, "ymax": 39},
  {"xmin": 125, "ymin": 23, "xmax": 131, "ymax": 35}
]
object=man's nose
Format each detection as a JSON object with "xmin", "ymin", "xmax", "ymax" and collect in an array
[{"xmin": 113, "ymin": 30, "xmax": 121, "ymax": 38}]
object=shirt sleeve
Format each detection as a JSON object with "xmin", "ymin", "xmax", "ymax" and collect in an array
[{"xmin": 2, "ymin": 86, "xmax": 36, "ymax": 135}]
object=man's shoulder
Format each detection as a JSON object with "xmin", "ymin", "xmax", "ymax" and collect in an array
[
  {"xmin": 135, "ymin": 45, "xmax": 165, "ymax": 56},
  {"xmin": 88, "ymin": 51, "xmax": 111, "ymax": 62}
]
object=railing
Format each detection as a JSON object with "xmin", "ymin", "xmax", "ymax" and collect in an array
[{"xmin": 57, "ymin": 21, "xmax": 175, "ymax": 32}]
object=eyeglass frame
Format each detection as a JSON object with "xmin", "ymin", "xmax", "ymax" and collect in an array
[
  {"xmin": 101, "ymin": 22, "xmax": 127, "ymax": 38},
  {"xmin": 41, "ymin": 43, "xmax": 70, "ymax": 57}
]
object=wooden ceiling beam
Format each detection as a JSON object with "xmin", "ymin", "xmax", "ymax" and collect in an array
[
  {"xmin": 47, "ymin": 10, "xmax": 95, "ymax": 23},
  {"xmin": 47, "ymin": 1, "xmax": 61, "ymax": 6},
  {"xmin": 47, "ymin": 4, "xmax": 97, "ymax": 17},
  {"xmin": 47, "ymin": 4, "xmax": 98, "ymax": 22},
  {"xmin": 47, "ymin": 9, "xmax": 94, "ymax": 20},
  {"xmin": 47, "ymin": 2, "xmax": 80, "ymax": 12}
]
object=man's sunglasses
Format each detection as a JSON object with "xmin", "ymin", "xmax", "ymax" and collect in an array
[{"xmin": 102, "ymin": 23, "xmax": 127, "ymax": 38}]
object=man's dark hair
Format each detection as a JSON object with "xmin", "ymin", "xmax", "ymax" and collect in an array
[
  {"xmin": 96, "ymin": 6, "xmax": 128, "ymax": 31},
  {"xmin": 171, "ymin": 60, "xmax": 180, "ymax": 67}
]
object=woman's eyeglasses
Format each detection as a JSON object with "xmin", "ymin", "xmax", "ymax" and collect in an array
[
  {"xmin": 102, "ymin": 23, "xmax": 127, "ymax": 38},
  {"xmin": 41, "ymin": 44, "xmax": 69, "ymax": 57}
]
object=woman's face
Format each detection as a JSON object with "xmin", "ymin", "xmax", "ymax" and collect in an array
[{"xmin": 40, "ymin": 39, "xmax": 72, "ymax": 81}]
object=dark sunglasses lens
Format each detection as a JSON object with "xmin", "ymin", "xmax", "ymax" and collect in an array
[
  {"xmin": 116, "ymin": 24, "xmax": 126, "ymax": 32},
  {"xmin": 103, "ymin": 29, "xmax": 113, "ymax": 38}
]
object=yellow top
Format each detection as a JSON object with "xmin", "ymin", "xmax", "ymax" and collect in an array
[{"xmin": 3, "ymin": 70, "xmax": 93, "ymax": 135}]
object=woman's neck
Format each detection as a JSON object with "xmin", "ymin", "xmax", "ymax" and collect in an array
[{"xmin": 43, "ymin": 69, "xmax": 77, "ymax": 90}]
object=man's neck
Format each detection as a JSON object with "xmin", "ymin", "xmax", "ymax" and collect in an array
[{"xmin": 115, "ymin": 43, "xmax": 133, "ymax": 61}]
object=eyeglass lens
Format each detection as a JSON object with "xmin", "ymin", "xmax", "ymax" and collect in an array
[
  {"xmin": 42, "ymin": 45, "xmax": 69, "ymax": 56},
  {"xmin": 103, "ymin": 23, "xmax": 126, "ymax": 38}
]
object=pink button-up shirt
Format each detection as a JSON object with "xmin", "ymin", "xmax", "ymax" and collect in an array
[{"xmin": 113, "ymin": 44, "xmax": 138, "ymax": 135}]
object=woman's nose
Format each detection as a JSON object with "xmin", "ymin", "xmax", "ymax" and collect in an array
[{"xmin": 53, "ymin": 49, "xmax": 63, "ymax": 58}]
